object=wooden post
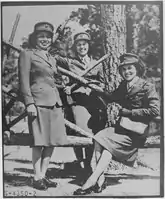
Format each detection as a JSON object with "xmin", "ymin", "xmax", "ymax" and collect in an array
[{"xmin": 9, "ymin": 13, "xmax": 21, "ymax": 44}]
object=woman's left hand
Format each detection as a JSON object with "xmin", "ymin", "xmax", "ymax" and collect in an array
[{"xmin": 26, "ymin": 104, "xmax": 37, "ymax": 117}]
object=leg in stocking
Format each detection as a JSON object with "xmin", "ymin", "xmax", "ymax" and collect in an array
[
  {"xmin": 82, "ymin": 148, "xmax": 112, "ymax": 190},
  {"xmin": 32, "ymin": 146, "xmax": 43, "ymax": 180},
  {"xmin": 40, "ymin": 146, "xmax": 54, "ymax": 178},
  {"xmin": 94, "ymin": 141, "xmax": 105, "ymax": 187}
]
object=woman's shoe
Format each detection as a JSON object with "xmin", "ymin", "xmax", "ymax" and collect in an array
[
  {"xmin": 93, "ymin": 180, "xmax": 107, "ymax": 193},
  {"xmin": 43, "ymin": 176, "xmax": 57, "ymax": 187},
  {"xmin": 73, "ymin": 185, "xmax": 96, "ymax": 195},
  {"xmin": 33, "ymin": 179, "xmax": 48, "ymax": 190}
]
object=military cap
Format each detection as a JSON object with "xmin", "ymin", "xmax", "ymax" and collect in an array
[
  {"xmin": 74, "ymin": 32, "xmax": 91, "ymax": 43},
  {"xmin": 119, "ymin": 53, "xmax": 139, "ymax": 67},
  {"xmin": 119, "ymin": 53, "xmax": 146, "ymax": 77},
  {"xmin": 33, "ymin": 22, "xmax": 54, "ymax": 35}
]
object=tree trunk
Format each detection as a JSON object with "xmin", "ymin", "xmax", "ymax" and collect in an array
[
  {"xmin": 100, "ymin": 4, "xmax": 126, "ymax": 127},
  {"xmin": 100, "ymin": 4, "xmax": 126, "ymax": 92}
]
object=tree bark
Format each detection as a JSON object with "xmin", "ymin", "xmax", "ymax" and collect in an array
[
  {"xmin": 100, "ymin": 4, "xmax": 126, "ymax": 126},
  {"xmin": 100, "ymin": 4, "xmax": 126, "ymax": 92}
]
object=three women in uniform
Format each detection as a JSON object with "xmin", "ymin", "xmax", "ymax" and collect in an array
[{"xmin": 19, "ymin": 22, "xmax": 160, "ymax": 194}]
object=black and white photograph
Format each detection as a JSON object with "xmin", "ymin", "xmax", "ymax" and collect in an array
[{"xmin": 1, "ymin": 1, "xmax": 163, "ymax": 198}]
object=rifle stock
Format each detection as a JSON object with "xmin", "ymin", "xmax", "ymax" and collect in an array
[
  {"xmin": 58, "ymin": 67, "xmax": 104, "ymax": 93},
  {"xmin": 82, "ymin": 53, "xmax": 110, "ymax": 76},
  {"xmin": 69, "ymin": 54, "xmax": 110, "ymax": 92}
]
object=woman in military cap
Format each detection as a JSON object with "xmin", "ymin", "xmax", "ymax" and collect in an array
[
  {"xmin": 64, "ymin": 31, "xmax": 107, "ymax": 176},
  {"xmin": 19, "ymin": 22, "xmax": 67, "ymax": 190},
  {"xmin": 74, "ymin": 53, "xmax": 160, "ymax": 195}
]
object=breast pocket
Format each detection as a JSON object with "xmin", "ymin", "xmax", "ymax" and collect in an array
[
  {"xmin": 131, "ymin": 92, "xmax": 145, "ymax": 101},
  {"xmin": 130, "ymin": 95, "xmax": 144, "ymax": 108}
]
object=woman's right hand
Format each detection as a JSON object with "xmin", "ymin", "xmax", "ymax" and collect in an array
[
  {"xmin": 26, "ymin": 104, "xmax": 37, "ymax": 117},
  {"xmin": 63, "ymin": 86, "xmax": 72, "ymax": 95}
]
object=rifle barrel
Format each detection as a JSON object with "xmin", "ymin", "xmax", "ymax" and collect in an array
[
  {"xmin": 58, "ymin": 67, "xmax": 104, "ymax": 93},
  {"xmin": 82, "ymin": 53, "xmax": 110, "ymax": 76}
]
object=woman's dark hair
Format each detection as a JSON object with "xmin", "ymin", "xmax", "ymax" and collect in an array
[{"xmin": 28, "ymin": 33, "xmax": 37, "ymax": 49}]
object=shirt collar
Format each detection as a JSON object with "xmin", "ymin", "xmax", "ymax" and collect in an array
[
  {"xmin": 78, "ymin": 55, "xmax": 90, "ymax": 66},
  {"xmin": 127, "ymin": 76, "xmax": 139, "ymax": 90}
]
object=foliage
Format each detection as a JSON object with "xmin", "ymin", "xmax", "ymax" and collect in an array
[
  {"xmin": 2, "ymin": 50, "xmax": 24, "ymax": 118},
  {"xmin": 126, "ymin": 4, "xmax": 161, "ymax": 78},
  {"xmin": 2, "ymin": 51, "xmax": 19, "ymax": 89},
  {"xmin": 53, "ymin": 3, "xmax": 161, "ymax": 79},
  {"xmin": 50, "ymin": 5, "xmax": 104, "ymax": 59},
  {"xmin": 125, "ymin": 4, "xmax": 162, "ymax": 112}
]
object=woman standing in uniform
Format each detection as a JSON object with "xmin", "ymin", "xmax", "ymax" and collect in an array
[
  {"xmin": 64, "ymin": 32, "xmax": 107, "ymax": 175},
  {"xmin": 19, "ymin": 22, "xmax": 67, "ymax": 190},
  {"xmin": 74, "ymin": 53, "xmax": 160, "ymax": 195}
]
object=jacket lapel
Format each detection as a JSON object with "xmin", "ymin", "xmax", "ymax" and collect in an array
[
  {"xmin": 127, "ymin": 78, "xmax": 146, "ymax": 96},
  {"xmin": 75, "ymin": 55, "xmax": 92, "ymax": 70},
  {"xmin": 33, "ymin": 50, "xmax": 54, "ymax": 68}
]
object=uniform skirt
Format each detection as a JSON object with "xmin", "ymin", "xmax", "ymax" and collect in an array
[
  {"xmin": 28, "ymin": 105, "xmax": 67, "ymax": 146},
  {"xmin": 94, "ymin": 125, "xmax": 146, "ymax": 166}
]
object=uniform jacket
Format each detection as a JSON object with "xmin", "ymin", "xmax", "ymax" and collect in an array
[
  {"xmin": 106, "ymin": 78, "xmax": 160, "ymax": 124},
  {"xmin": 70, "ymin": 56, "xmax": 104, "ymax": 81},
  {"xmin": 19, "ymin": 49, "xmax": 62, "ymax": 107},
  {"xmin": 66, "ymin": 56, "xmax": 105, "ymax": 93}
]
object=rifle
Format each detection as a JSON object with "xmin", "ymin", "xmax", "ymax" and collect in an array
[
  {"xmin": 62, "ymin": 54, "xmax": 110, "ymax": 105},
  {"xmin": 69, "ymin": 53, "xmax": 110, "ymax": 92}
]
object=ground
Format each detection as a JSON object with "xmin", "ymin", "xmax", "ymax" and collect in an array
[
  {"xmin": 3, "ymin": 120, "xmax": 162, "ymax": 197},
  {"xmin": 3, "ymin": 145, "xmax": 161, "ymax": 197}
]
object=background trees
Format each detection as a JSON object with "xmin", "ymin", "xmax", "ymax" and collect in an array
[{"xmin": 50, "ymin": 3, "xmax": 161, "ymax": 82}]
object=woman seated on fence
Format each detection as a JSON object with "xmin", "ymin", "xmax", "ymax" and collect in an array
[
  {"xmin": 74, "ymin": 53, "xmax": 160, "ymax": 195},
  {"xmin": 18, "ymin": 22, "xmax": 68, "ymax": 190}
]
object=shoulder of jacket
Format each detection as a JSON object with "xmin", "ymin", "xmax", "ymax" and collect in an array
[
  {"xmin": 20, "ymin": 49, "xmax": 34, "ymax": 55},
  {"xmin": 19, "ymin": 49, "xmax": 32, "ymax": 58},
  {"xmin": 141, "ymin": 79, "xmax": 155, "ymax": 90}
]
